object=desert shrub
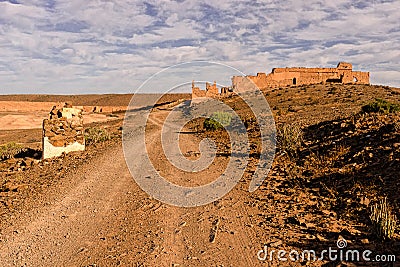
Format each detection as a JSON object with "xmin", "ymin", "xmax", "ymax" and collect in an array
[
  {"xmin": 362, "ymin": 99, "xmax": 400, "ymax": 113},
  {"xmin": 277, "ymin": 123, "xmax": 303, "ymax": 157},
  {"xmin": 204, "ymin": 112, "xmax": 232, "ymax": 131},
  {"xmin": 204, "ymin": 118, "xmax": 222, "ymax": 131},
  {"xmin": 85, "ymin": 127, "xmax": 110, "ymax": 145},
  {"xmin": 395, "ymin": 121, "xmax": 400, "ymax": 132},
  {"xmin": 0, "ymin": 142, "xmax": 23, "ymax": 160},
  {"xmin": 370, "ymin": 197, "xmax": 398, "ymax": 240},
  {"xmin": 212, "ymin": 111, "xmax": 232, "ymax": 127}
]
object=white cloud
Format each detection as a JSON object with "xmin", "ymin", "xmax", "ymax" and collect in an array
[
  {"xmin": 0, "ymin": 1, "xmax": 47, "ymax": 31},
  {"xmin": 0, "ymin": 0, "xmax": 398, "ymax": 94}
]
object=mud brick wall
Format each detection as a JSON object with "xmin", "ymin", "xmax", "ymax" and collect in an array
[
  {"xmin": 232, "ymin": 62, "xmax": 370, "ymax": 91},
  {"xmin": 192, "ymin": 81, "xmax": 231, "ymax": 98},
  {"xmin": 42, "ymin": 104, "xmax": 85, "ymax": 159}
]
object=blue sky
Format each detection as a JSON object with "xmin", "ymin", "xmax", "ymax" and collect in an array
[{"xmin": 0, "ymin": 0, "xmax": 399, "ymax": 94}]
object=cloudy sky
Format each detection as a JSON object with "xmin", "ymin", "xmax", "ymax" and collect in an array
[{"xmin": 0, "ymin": 0, "xmax": 399, "ymax": 94}]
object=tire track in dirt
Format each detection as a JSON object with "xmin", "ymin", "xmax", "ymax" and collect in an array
[
  {"xmin": 1, "ymin": 106, "xmax": 266, "ymax": 266},
  {"xmin": 0, "ymin": 142, "xmax": 141, "ymax": 266},
  {"xmin": 144, "ymin": 108, "xmax": 264, "ymax": 266}
]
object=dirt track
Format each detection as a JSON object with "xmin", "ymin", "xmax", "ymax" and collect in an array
[{"xmin": 0, "ymin": 109, "xmax": 264, "ymax": 266}]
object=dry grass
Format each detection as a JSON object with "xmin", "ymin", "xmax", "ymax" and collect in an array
[
  {"xmin": 277, "ymin": 123, "xmax": 303, "ymax": 157},
  {"xmin": 84, "ymin": 127, "xmax": 111, "ymax": 145},
  {"xmin": 394, "ymin": 121, "xmax": 400, "ymax": 132},
  {"xmin": 306, "ymin": 145, "xmax": 350, "ymax": 169},
  {"xmin": 370, "ymin": 197, "xmax": 398, "ymax": 240},
  {"xmin": 0, "ymin": 142, "xmax": 23, "ymax": 160}
]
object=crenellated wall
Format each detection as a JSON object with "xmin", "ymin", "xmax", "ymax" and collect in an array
[{"xmin": 232, "ymin": 62, "xmax": 369, "ymax": 91}]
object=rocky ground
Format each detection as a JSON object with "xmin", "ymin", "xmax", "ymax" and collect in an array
[
  {"xmin": 0, "ymin": 84, "xmax": 399, "ymax": 266},
  {"xmin": 192, "ymin": 83, "xmax": 400, "ymax": 266}
]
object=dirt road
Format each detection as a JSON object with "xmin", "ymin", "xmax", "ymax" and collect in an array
[{"xmin": 0, "ymin": 109, "xmax": 265, "ymax": 266}]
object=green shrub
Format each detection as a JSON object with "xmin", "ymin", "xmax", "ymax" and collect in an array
[
  {"xmin": 362, "ymin": 99, "xmax": 400, "ymax": 113},
  {"xmin": 85, "ymin": 127, "xmax": 110, "ymax": 145},
  {"xmin": 370, "ymin": 197, "xmax": 397, "ymax": 240},
  {"xmin": 203, "ymin": 112, "xmax": 232, "ymax": 131},
  {"xmin": 277, "ymin": 123, "xmax": 303, "ymax": 157},
  {"xmin": 0, "ymin": 142, "xmax": 23, "ymax": 160},
  {"xmin": 204, "ymin": 118, "xmax": 223, "ymax": 131}
]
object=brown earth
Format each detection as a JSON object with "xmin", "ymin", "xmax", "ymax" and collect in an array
[
  {"xmin": 0, "ymin": 93, "xmax": 190, "ymax": 146},
  {"xmin": 0, "ymin": 85, "xmax": 399, "ymax": 266},
  {"xmin": 0, "ymin": 93, "xmax": 191, "ymax": 107}
]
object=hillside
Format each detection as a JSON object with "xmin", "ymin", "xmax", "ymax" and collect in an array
[{"xmin": 0, "ymin": 83, "xmax": 399, "ymax": 266}]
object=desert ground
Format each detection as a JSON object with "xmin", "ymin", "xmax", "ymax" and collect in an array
[{"xmin": 0, "ymin": 84, "xmax": 399, "ymax": 266}]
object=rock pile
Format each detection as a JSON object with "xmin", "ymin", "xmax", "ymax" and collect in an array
[{"xmin": 42, "ymin": 103, "xmax": 85, "ymax": 159}]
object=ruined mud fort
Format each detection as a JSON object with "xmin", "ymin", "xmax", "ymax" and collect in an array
[
  {"xmin": 192, "ymin": 62, "xmax": 369, "ymax": 97},
  {"xmin": 40, "ymin": 62, "xmax": 369, "ymax": 159}
]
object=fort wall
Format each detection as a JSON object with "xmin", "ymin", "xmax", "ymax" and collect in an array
[
  {"xmin": 232, "ymin": 62, "xmax": 369, "ymax": 91},
  {"xmin": 192, "ymin": 81, "xmax": 225, "ymax": 98}
]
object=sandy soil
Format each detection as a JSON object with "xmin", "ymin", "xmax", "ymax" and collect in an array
[
  {"xmin": 0, "ymin": 101, "xmax": 123, "ymax": 131},
  {"xmin": 0, "ymin": 111, "xmax": 122, "ymax": 131},
  {"xmin": 0, "ymin": 109, "xmax": 266, "ymax": 267},
  {"xmin": 0, "ymin": 94, "xmax": 190, "ymax": 131},
  {"xmin": 0, "ymin": 93, "xmax": 191, "ymax": 107}
]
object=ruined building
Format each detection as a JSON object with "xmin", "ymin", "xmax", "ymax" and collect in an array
[
  {"xmin": 42, "ymin": 103, "xmax": 85, "ymax": 159},
  {"xmin": 192, "ymin": 81, "xmax": 228, "ymax": 98},
  {"xmin": 232, "ymin": 62, "xmax": 369, "ymax": 92}
]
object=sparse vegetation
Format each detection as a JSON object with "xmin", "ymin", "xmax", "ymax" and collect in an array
[
  {"xmin": 1, "ymin": 84, "xmax": 400, "ymax": 263},
  {"xmin": 84, "ymin": 127, "xmax": 111, "ymax": 145},
  {"xmin": 305, "ymin": 145, "xmax": 350, "ymax": 170},
  {"xmin": 276, "ymin": 123, "xmax": 303, "ymax": 157},
  {"xmin": 204, "ymin": 118, "xmax": 223, "ymax": 131},
  {"xmin": 370, "ymin": 197, "xmax": 398, "ymax": 240},
  {"xmin": 203, "ymin": 112, "xmax": 232, "ymax": 131},
  {"xmin": 362, "ymin": 98, "xmax": 400, "ymax": 114},
  {"xmin": 0, "ymin": 142, "xmax": 23, "ymax": 160},
  {"xmin": 328, "ymin": 86, "xmax": 337, "ymax": 94},
  {"xmin": 395, "ymin": 121, "xmax": 400, "ymax": 132}
]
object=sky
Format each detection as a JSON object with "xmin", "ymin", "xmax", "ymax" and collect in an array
[{"xmin": 0, "ymin": 0, "xmax": 399, "ymax": 94}]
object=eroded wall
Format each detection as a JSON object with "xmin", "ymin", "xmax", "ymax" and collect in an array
[
  {"xmin": 192, "ymin": 81, "xmax": 225, "ymax": 98},
  {"xmin": 42, "ymin": 103, "xmax": 85, "ymax": 159}
]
